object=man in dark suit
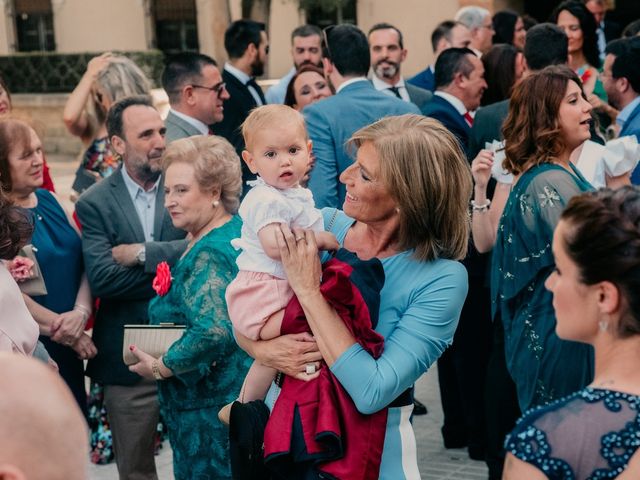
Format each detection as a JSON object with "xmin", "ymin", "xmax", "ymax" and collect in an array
[
  {"xmin": 408, "ymin": 20, "xmax": 471, "ymax": 92},
  {"xmin": 367, "ymin": 23, "xmax": 432, "ymax": 110},
  {"xmin": 602, "ymin": 37, "xmax": 640, "ymax": 182},
  {"xmin": 305, "ymin": 24, "xmax": 419, "ymax": 209},
  {"xmin": 76, "ymin": 96, "xmax": 186, "ymax": 480},
  {"xmin": 161, "ymin": 52, "xmax": 229, "ymax": 143},
  {"xmin": 216, "ymin": 20, "xmax": 269, "ymax": 193},
  {"xmin": 421, "ymin": 47, "xmax": 487, "ymax": 156}
]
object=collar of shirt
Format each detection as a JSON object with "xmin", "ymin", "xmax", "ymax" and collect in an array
[
  {"xmin": 170, "ymin": 109, "xmax": 209, "ymax": 135},
  {"xmin": 224, "ymin": 62, "xmax": 251, "ymax": 85},
  {"xmin": 370, "ymin": 74, "xmax": 409, "ymax": 101},
  {"xmin": 434, "ymin": 91, "xmax": 467, "ymax": 115},
  {"xmin": 617, "ymin": 96, "xmax": 640, "ymax": 129},
  {"xmin": 336, "ymin": 77, "xmax": 368, "ymax": 94},
  {"xmin": 121, "ymin": 164, "xmax": 160, "ymax": 199}
]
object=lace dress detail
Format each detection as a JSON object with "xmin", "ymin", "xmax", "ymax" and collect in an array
[
  {"xmin": 506, "ymin": 387, "xmax": 640, "ymax": 479},
  {"xmin": 148, "ymin": 215, "xmax": 252, "ymax": 479}
]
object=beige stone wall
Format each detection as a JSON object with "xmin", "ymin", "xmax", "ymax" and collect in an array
[
  {"xmin": 358, "ymin": 0, "xmax": 461, "ymax": 77},
  {"xmin": 267, "ymin": 0, "xmax": 306, "ymax": 79},
  {"xmin": 53, "ymin": 0, "xmax": 148, "ymax": 53}
]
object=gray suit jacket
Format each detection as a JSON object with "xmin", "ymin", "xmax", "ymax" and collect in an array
[
  {"xmin": 305, "ymin": 80, "xmax": 420, "ymax": 208},
  {"xmin": 165, "ymin": 110, "xmax": 204, "ymax": 144},
  {"xmin": 406, "ymin": 83, "xmax": 433, "ymax": 110},
  {"xmin": 76, "ymin": 170, "xmax": 187, "ymax": 385}
]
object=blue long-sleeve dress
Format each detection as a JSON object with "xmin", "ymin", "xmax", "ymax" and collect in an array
[
  {"xmin": 147, "ymin": 215, "xmax": 251, "ymax": 479},
  {"xmin": 322, "ymin": 208, "xmax": 468, "ymax": 480}
]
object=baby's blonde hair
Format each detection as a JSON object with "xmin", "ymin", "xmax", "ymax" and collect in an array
[{"xmin": 241, "ymin": 104, "xmax": 308, "ymax": 151}]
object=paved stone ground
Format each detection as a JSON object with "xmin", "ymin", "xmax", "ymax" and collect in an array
[{"xmin": 48, "ymin": 158, "xmax": 488, "ymax": 480}]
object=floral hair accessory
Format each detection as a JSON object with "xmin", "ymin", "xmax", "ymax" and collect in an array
[
  {"xmin": 152, "ymin": 261, "xmax": 172, "ymax": 296},
  {"xmin": 7, "ymin": 256, "xmax": 35, "ymax": 282}
]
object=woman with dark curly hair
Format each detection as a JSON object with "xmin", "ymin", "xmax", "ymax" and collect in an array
[
  {"xmin": 0, "ymin": 188, "xmax": 39, "ymax": 355},
  {"xmin": 503, "ymin": 186, "xmax": 640, "ymax": 479},
  {"xmin": 491, "ymin": 65, "xmax": 596, "ymax": 412}
]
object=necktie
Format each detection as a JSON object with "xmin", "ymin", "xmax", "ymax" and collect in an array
[
  {"xmin": 246, "ymin": 77, "xmax": 266, "ymax": 105},
  {"xmin": 207, "ymin": 126, "xmax": 215, "ymax": 136},
  {"xmin": 388, "ymin": 86, "xmax": 402, "ymax": 99},
  {"xmin": 464, "ymin": 111, "xmax": 474, "ymax": 127}
]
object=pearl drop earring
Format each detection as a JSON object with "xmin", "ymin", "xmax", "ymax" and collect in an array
[{"xmin": 213, "ymin": 200, "xmax": 220, "ymax": 208}]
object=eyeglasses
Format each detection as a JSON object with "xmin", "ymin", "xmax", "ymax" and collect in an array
[
  {"xmin": 322, "ymin": 25, "xmax": 335, "ymax": 61},
  {"xmin": 191, "ymin": 82, "xmax": 227, "ymax": 97}
]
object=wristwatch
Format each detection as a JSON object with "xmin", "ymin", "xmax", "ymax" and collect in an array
[{"xmin": 136, "ymin": 245, "xmax": 146, "ymax": 265}]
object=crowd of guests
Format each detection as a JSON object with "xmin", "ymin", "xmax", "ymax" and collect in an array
[{"xmin": 1, "ymin": 1, "xmax": 640, "ymax": 479}]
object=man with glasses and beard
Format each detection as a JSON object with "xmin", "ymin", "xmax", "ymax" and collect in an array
[
  {"xmin": 266, "ymin": 24, "xmax": 323, "ymax": 104},
  {"xmin": 161, "ymin": 52, "xmax": 230, "ymax": 143},
  {"xmin": 217, "ymin": 20, "xmax": 269, "ymax": 193},
  {"xmin": 368, "ymin": 23, "xmax": 432, "ymax": 110}
]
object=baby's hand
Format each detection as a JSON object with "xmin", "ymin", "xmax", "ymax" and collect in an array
[{"xmin": 315, "ymin": 231, "xmax": 339, "ymax": 251}]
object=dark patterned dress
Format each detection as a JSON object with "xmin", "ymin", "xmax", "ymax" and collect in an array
[
  {"xmin": 506, "ymin": 387, "xmax": 640, "ymax": 479},
  {"xmin": 491, "ymin": 163, "xmax": 594, "ymax": 411}
]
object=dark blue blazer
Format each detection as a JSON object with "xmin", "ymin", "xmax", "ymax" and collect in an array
[
  {"xmin": 421, "ymin": 94, "xmax": 471, "ymax": 156},
  {"xmin": 408, "ymin": 67, "xmax": 435, "ymax": 92}
]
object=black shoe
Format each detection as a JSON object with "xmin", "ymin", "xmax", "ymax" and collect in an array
[{"xmin": 413, "ymin": 398, "xmax": 428, "ymax": 416}]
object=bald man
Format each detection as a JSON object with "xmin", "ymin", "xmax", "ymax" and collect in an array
[{"xmin": 0, "ymin": 353, "xmax": 88, "ymax": 480}]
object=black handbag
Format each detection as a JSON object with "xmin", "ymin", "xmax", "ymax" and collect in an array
[{"xmin": 229, "ymin": 400, "xmax": 272, "ymax": 480}]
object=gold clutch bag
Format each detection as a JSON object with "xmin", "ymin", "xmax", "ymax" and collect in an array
[{"xmin": 122, "ymin": 323, "xmax": 186, "ymax": 366}]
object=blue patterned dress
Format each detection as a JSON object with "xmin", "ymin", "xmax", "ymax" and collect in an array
[
  {"xmin": 506, "ymin": 387, "xmax": 640, "ymax": 479},
  {"xmin": 147, "ymin": 215, "xmax": 251, "ymax": 480},
  {"xmin": 491, "ymin": 163, "xmax": 595, "ymax": 411}
]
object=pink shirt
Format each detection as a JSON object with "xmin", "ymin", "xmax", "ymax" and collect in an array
[{"xmin": 0, "ymin": 263, "xmax": 39, "ymax": 355}]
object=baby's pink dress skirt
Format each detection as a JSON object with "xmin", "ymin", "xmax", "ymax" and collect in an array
[{"xmin": 226, "ymin": 270, "xmax": 294, "ymax": 340}]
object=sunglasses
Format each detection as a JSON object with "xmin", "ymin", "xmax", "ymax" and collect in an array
[
  {"xmin": 322, "ymin": 25, "xmax": 335, "ymax": 61},
  {"xmin": 191, "ymin": 82, "xmax": 227, "ymax": 97}
]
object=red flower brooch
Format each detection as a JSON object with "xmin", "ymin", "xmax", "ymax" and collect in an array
[{"xmin": 152, "ymin": 261, "xmax": 172, "ymax": 296}]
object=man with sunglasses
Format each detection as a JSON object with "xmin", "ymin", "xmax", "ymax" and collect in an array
[{"xmin": 162, "ymin": 52, "xmax": 229, "ymax": 144}]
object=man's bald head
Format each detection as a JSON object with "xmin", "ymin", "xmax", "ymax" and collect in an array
[{"xmin": 0, "ymin": 354, "xmax": 88, "ymax": 480}]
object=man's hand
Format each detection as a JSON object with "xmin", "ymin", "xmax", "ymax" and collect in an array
[{"xmin": 112, "ymin": 243, "xmax": 143, "ymax": 267}]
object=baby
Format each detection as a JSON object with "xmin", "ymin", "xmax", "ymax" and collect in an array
[{"xmin": 221, "ymin": 105, "xmax": 337, "ymax": 423}]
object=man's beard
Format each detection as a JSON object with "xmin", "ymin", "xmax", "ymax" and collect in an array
[
  {"xmin": 374, "ymin": 60, "xmax": 400, "ymax": 80},
  {"xmin": 251, "ymin": 57, "xmax": 265, "ymax": 77},
  {"xmin": 294, "ymin": 59, "xmax": 323, "ymax": 69}
]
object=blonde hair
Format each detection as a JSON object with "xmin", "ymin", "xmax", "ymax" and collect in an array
[
  {"xmin": 162, "ymin": 135, "xmax": 242, "ymax": 214},
  {"xmin": 87, "ymin": 56, "xmax": 152, "ymax": 138},
  {"xmin": 241, "ymin": 104, "xmax": 308, "ymax": 151},
  {"xmin": 349, "ymin": 114, "xmax": 472, "ymax": 261}
]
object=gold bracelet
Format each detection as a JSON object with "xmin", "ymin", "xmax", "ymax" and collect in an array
[{"xmin": 151, "ymin": 359, "xmax": 165, "ymax": 380}]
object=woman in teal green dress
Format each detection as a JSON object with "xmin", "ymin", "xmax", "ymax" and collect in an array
[
  {"xmin": 128, "ymin": 135, "xmax": 252, "ymax": 479},
  {"xmin": 491, "ymin": 66, "xmax": 596, "ymax": 412}
]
